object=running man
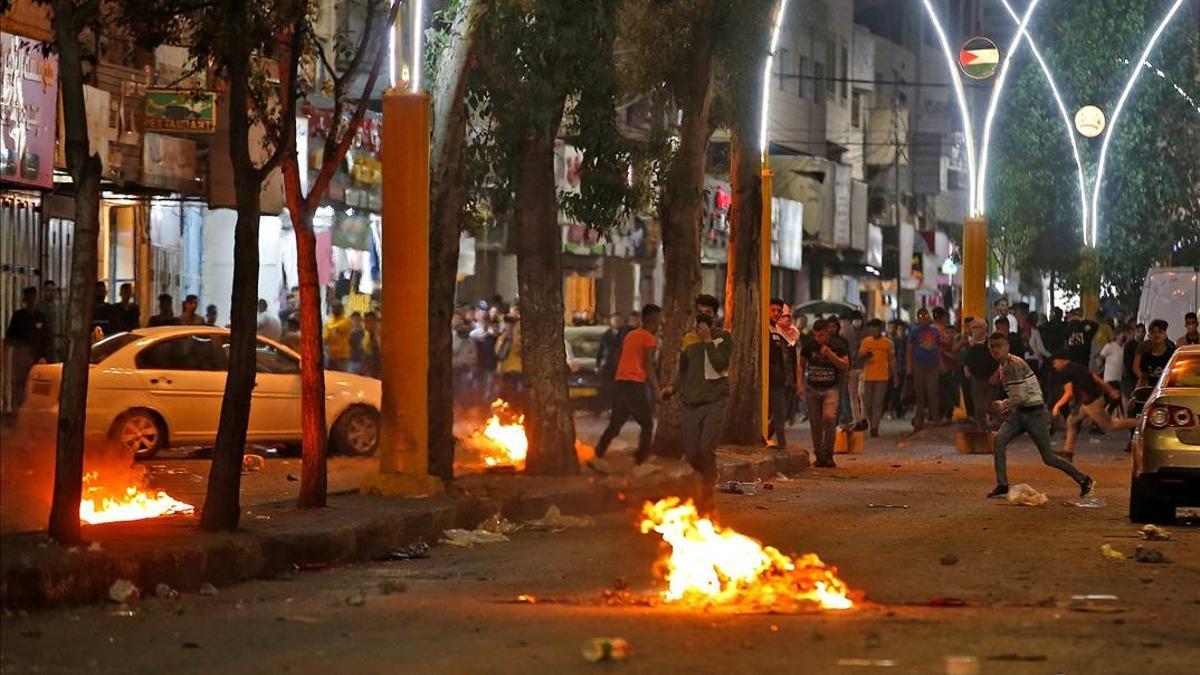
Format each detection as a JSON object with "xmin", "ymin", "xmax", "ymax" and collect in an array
[
  {"xmin": 592, "ymin": 304, "xmax": 661, "ymax": 466},
  {"xmin": 1050, "ymin": 350, "xmax": 1137, "ymax": 462},
  {"xmin": 988, "ymin": 333, "xmax": 1095, "ymax": 499}
]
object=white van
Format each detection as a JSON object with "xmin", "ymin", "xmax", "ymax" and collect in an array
[{"xmin": 1137, "ymin": 267, "xmax": 1199, "ymax": 333}]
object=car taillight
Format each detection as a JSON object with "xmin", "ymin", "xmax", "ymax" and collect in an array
[{"xmin": 1146, "ymin": 403, "xmax": 1195, "ymax": 429}]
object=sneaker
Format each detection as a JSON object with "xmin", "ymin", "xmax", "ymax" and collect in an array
[
  {"xmin": 986, "ymin": 484, "xmax": 1009, "ymax": 498},
  {"xmin": 1079, "ymin": 476, "xmax": 1096, "ymax": 498}
]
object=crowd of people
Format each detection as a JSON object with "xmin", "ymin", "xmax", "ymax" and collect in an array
[{"xmin": 449, "ymin": 300, "xmax": 526, "ymax": 408}]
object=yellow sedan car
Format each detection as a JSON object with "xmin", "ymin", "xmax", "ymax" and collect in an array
[{"xmin": 1129, "ymin": 344, "xmax": 1200, "ymax": 523}]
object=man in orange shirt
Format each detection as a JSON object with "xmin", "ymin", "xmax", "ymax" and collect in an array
[
  {"xmin": 858, "ymin": 319, "xmax": 897, "ymax": 437},
  {"xmin": 592, "ymin": 304, "xmax": 661, "ymax": 465}
]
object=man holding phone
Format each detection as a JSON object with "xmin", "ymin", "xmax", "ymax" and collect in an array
[
  {"xmin": 661, "ymin": 295, "xmax": 731, "ymax": 511},
  {"xmin": 799, "ymin": 319, "xmax": 850, "ymax": 467}
]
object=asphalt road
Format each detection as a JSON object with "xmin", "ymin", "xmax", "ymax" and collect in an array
[{"xmin": 3, "ymin": 421, "xmax": 1198, "ymax": 674}]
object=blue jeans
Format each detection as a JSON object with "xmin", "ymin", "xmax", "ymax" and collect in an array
[{"xmin": 993, "ymin": 406, "xmax": 1087, "ymax": 486}]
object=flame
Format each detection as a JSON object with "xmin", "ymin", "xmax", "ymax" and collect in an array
[
  {"xmin": 481, "ymin": 400, "xmax": 528, "ymax": 467},
  {"xmin": 79, "ymin": 471, "xmax": 195, "ymax": 524},
  {"xmin": 639, "ymin": 497, "xmax": 853, "ymax": 611}
]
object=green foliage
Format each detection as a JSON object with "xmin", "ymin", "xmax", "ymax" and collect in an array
[
  {"xmin": 989, "ymin": 0, "xmax": 1200, "ymax": 308},
  {"xmin": 464, "ymin": 0, "xmax": 634, "ymax": 233}
]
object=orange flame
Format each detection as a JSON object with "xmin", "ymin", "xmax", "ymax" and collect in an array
[
  {"xmin": 481, "ymin": 400, "xmax": 528, "ymax": 467},
  {"xmin": 79, "ymin": 471, "xmax": 195, "ymax": 524},
  {"xmin": 639, "ymin": 497, "xmax": 853, "ymax": 611}
]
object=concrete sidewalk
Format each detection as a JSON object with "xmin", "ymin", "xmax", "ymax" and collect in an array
[{"xmin": 1, "ymin": 445, "xmax": 808, "ymax": 608}]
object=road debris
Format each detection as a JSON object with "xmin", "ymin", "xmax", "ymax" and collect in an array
[
  {"xmin": 1065, "ymin": 594, "xmax": 1128, "ymax": 613},
  {"xmin": 525, "ymin": 505, "xmax": 594, "ymax": 530},
  {"xmin": 721, "ymin": 481, "xmax": 759, "ymax": 495},
  {"xmin": 441, "ymin": 528, "xmax": 510, "ymax": 547},
  {"xmin": 108, "ymin": 579, "xmax": 139, "ymax": 604},
  {"xmin": 582, "ymin": 637, "xmax": 632, "ymax": 663},
  {"xmin": 242, "ymin": 454, "xmax": 266, "ymax": 472},
  {"xmin": 1134, "ymin": 546, "xmax": 1169, "ymax": 564},
  {"xmin": 1064, "ymin": 495, "xmax": 1105, "ymax": 508},
  {"xmin": 154, "ymin": 583, "xmax": 179, "ymax": 600},
  {"xmin": 940, "ymin": 554, "xmax": 959, "ymax": 566},
  {"xmin": 867, "ymin": 503, "xmax": 909, "ymax": 509},
  {"xmin": 198, "ymin": 582, "xmax": 219, "ymax": 596},
  {"xmin": 1005, "ymin": 484, "xmax": 1048, "ymax": 507},
  {"xmin": 1100, "ymin": 544, "xmax": 1128, "ymax": 560},
  {"xmin": 379, "ymin": 542, "xmax": 431, "ymax": 561},
  {"xmin": 836, "ymin": 658, "xmax": 897, "ymax": 667},
  {"xmin": 944, "ymin": 655, "xmax": 979, "ymax": 675},
  {"xmin": 480, "ymin": 513, "xmax": 522, "ymax": 535},
  {"xmin": 1138, "ymin": 524, "xmax": 1172, "ymax": 541}
]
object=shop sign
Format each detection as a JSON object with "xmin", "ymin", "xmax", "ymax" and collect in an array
[
  {"xmin": 701, "ymin": 177, "xmax": 731, "ymax": 263},
  {"xmin": 144, "ymin": 89, "xmax": 217, "ymax": 133},
  {"xmin": 771, "ymin": 197, "xmax": 804, "ymax": 271},
  {"xmin": 1, "ymin": 33, "xmax": 58, "ymax": 188}
]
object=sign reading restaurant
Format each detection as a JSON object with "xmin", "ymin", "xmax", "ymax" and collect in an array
[{"xmin": 144, "ymin": 89, "xmax": 217, "ymax": 133}]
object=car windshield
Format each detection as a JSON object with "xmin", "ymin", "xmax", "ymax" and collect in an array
[
  {"xmin": 89, "ymin": 333, "xmax": 140, "ymax": 364},
  {"xmin": 567, "ymin": 333, "xmax": 602, "ymax": 360},
  {"xmin": 1163, "ymin": 354, "xmax": 1200, "ymax": 388}
]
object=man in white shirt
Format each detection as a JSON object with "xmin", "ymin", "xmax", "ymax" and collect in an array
[
  {"xmin": 255, "ymin": 298, "xmax": 282, "ymax": 340},
  {"xmin": 993, "ymin": 297, "xmax": 1018, "ymax": 333},
  {"xmin": 1097, "ymin": 332, "xmax": 1125, "ymax": 415}
]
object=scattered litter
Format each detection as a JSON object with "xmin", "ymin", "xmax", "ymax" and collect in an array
[
  {"xmin": 525, "ymin": 505, "xmax": 595, "ymax": 531},
  {"xmin": 293, "ymin": 562, "xmax": 333, "ymax": 572},
  {"xmin": 772, "ymin": 473, "xmax": 792, "ymax": 482},
  {"xmin": 985, "ymin": 654, "xmax": 1047, "ymax": 662},
  {"xmin": 154, "ymin": 583, "xmax": 179, "ymax": 600},
  {"xmin": 944, "ymin": 655, "xmax": 979, "ymax": 675},
  {"xmin": 108, "ymin": 579, "xmax": 139, "ymax": 604},
  {"xmin": 343, "ymin": 593, "xmax": 367, "ymax": 607},
  {"xmin": 582, "ymin": 637, "xmax": 632, "ymax": 663},
  {"xmin": 1100, "ymin": 544, "xmax": 1128, "ymax": 561},
  {"xmin": 1134, "ymin": 546, "xmax": 1169, "ymax": 564},
  {"xmin": 940, "ymin": 554, "xmax": 959, "ymax": 566},
  {"xmin": 1065, "ymin": 594, "xmax": 1128, "ymax": 613},
  {"xmin": 721, "ymin": 481, "xmax": 759, "ymax": 496},
  {"xmin": 1005, "ymin": 483, "xmax": 1048, "ymax": 507},
  {"xmin": 379, "ymin": 579, "xmax": 408, "ymax": 595},
  {"xmin": 1064, "ymin": 495, "xmax": 1106, "ymax": 508},
  {"xmin": 515, "ymin": 594, "xmax": 538, "ymax": 604},
  {"xmin": 836, "ymin": 658, "xmax": 897, "ymax": 667},
  {"xmin": 480, "ymin": 513, "xmax": 522, "ymax": 535},
  {"xmin": 867, "ymin": 503, "xmax": 909, "ymax": 509},
  {"xmin": 441, "ymin": 528, "xmax": 510, "ymax": 547},
  {"xmin": 1138, "ymin": 524, "xmax": 1172, "ymax": 541},
  {"xmin": 198, "ymin": 583, "xmax": 219, "ymax": 596},
  {"xmin": 242, "ymin": 454, "xmax": 266, "ymax": 472},
  {"xmin": 276, "ymin": 615, "xmax": 322, "ymax": 624},
  {"xmin": 379, "ymin": 542, "xmax": 431, "ymax": 561},
  {"xmin": 286, "ymin": 474, "xmax": 299, "ymax": 482},
  {"xmin": 182, "ymin": 641, "xmax": 201, "ymax": 649},
  {"xmin": 88, "ymin": 541, "xmax": 102, "ymax": 552}
]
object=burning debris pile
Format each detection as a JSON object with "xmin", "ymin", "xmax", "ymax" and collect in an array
[
  {"xmin": 457, "ymin": 399, "xmax": 529, "ymax": 471},
  {"xmin": 639, "ymin": 497, "xmax": 854, "ymax": 611},
  {"xmin": 79, "ymin": 471, "xmax": 194, "ymax": 525}
]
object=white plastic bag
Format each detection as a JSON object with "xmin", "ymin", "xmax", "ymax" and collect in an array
[{"xmin": 1005, "ymin": 483, "xmax": 1048, "ymax": 507}]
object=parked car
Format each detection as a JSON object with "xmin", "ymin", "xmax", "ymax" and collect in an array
[
  {"xmin": 1128, "ymin": 344, "xmax": 1200, "ymax": 523},
  {"xmin": 564, "ymin": 325, "xmax": 607, "ymax": 409},
  {"xmin": 18, "ymin": 326, "xmax": 381, "ymax": 460}
]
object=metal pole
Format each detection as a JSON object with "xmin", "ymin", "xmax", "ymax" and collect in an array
[
  {"xmin": 962, "ymin": 215, "xmax": 988, "ymax": 323},
  {"xmin": 760, "ymin": 165, "xmax": 773, "ymax": 443}
]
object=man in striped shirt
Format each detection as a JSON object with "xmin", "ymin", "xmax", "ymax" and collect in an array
[{"xmin": 987, "ymin": 332, "xmax": 1095, "ymax": 499}]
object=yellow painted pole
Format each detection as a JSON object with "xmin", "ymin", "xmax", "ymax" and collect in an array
[
  {"xmin": 962, "ymin": 216, "xmax": 988, "ymax": 324},
  {"xmin": 367, "ymin": 90, "xmax": 443, "ymax": 497},
  {"xmin": 760, "ymin": 166, "xmax": 773, "ymax": 443}
]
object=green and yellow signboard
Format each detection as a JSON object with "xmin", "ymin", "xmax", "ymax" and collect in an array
[{"xmin": 144, "ymin": 89, "xmax": 217, "ymax": 133}]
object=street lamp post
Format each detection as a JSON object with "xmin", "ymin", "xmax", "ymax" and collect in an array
[{"xmin": 371, "ymin": 0, "xmax": 443, "ymax": 497}]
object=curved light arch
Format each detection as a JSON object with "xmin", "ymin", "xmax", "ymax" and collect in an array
[
  {"xmin": 919, "ymin": 0, "xmax": 979, "ymax": 216},
  {"xmin": 990, "ymin": 0, "xmax": 1090, "ymax": 245},
  {"xmin": 977, "ymin": 0, "xmax": 1039, "ymax": 217},
  {"xmin": 1090, "ymin": 0, "xmax": 1188, "ymax": 246},
  {"xmin": 760, "ymin": 0, "xmax": 792, "ymax": 162}
]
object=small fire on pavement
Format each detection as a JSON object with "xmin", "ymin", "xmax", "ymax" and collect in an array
[
  {"xmin": 459, "ymin": 399, "xmax": 529, "ymax": 470},
  {"xmin": 79, "ymin": 471, "xmax": 195, "ymax": 525},
  {"xmin": 639, "ymin": 497, "xmax": 854, "ymax": 611}
]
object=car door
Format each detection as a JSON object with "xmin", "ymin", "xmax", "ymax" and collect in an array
[
  {"xmin": 135, "ymin": 333, "xmax": 228, "ymax": 443},
  {"xmin": 246, "ymin": 339, "xmax": 303, "ymax": 441}
]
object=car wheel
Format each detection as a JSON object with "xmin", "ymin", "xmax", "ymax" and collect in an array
[
  {"xmin": 110, "ymin": 409, "xmax": 166, "ymax": 460},
  {"xmin": 331, "ymin": 407, "xmax": 380, "ymax": 457},
  {"xmin": 1129, "ymin": 475, "xmax": 1175, "ymax": 524}
]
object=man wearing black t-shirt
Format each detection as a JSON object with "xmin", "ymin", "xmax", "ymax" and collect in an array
[
  {"xmin": 963, "ymin": 319, "xmax": 998, "ymax": 431},
  {"xmin": 799, "ymin": 319, "xmax": 850, "ymax": 467},
  {"xmin": 4, "ymin": 286, "xmax": 49, "ymax": 410},
  {"xmin": 1064, "ymin": 308, "xmax": 1097, "ymax": 366},
  {"xmin": 1051, "ymin": 351, "xmax": 1137, "ymax": 462},
  {"xmin": 1134, "ymin": 319, "xmax": 1176, "ymax": 387}
]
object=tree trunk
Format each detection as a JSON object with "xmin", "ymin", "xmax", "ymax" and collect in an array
[
  {"xmin": 515, "ymin": 117, "xmax": 576, "ymax": 475},
  {"xmin": 428, "ymin": 0, "xmax": 488, "ymax": 481},
  {"xmin": 201, "ymin": 53, "xmax": 262, "ymax": 531},
  {"xmin": 721, "ymin": 128, "xmax": 763, "ymax": 445},
  {"xmin": 651, "ymin": 0, "xmax": 715, "ymax": 458},
  {"xmin": 292, "ymin": 208, "xmax": 328, "ymax": 508},
  {"xmin": 47, "ymin": 0, "xmax": 101, "ymax": 544}
]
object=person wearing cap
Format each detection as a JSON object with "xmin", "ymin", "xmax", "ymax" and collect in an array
[
  {"xmin": 1050, "ymin": 349, "xmax": 1137, "ymax": 463},
  {"xmin": 988, "ymin": 333, "xmax": 1095, "ymax": 499}
]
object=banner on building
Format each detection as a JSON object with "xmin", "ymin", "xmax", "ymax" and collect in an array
[
  {"xmin": 1, "ymin": 33, "xmax": 58, "ymax": 189},
  {"xmin": 700, "ymin": 177, "xmax": 731, "ymax": 263},
  {"xmin": 144, "ymin": 89, "xmax": 217, "ymax": 133},
  {"xmin": 771, "ymin": 197, "xmax": 804, "ymax": 271}
]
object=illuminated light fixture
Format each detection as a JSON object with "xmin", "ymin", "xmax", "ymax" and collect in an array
[
  {"xmin": 388, "ymin": 16, "xmax": 398, "ymax": 88},
  {"xmin": 759, "ymin": 0, "xmax": 791, "ymax": 162},
  {"xmin": 992, "ymin": 0, "xmax": 1089, "ymax": 246},
  {"xmin": 1074, "ymin": 105, "xmax": 1106, "ymax": 138},
  {"xmin": 976, "ymin": 0, "xmax": 1041, "ymax": 219},
  {"xmin": 1091, "ymin": 0, "xmax": 1187, "ymax": 247},
  {"xmin": 410, "ymin": 0, "xmax": 424, "ymax": 93},
  {"xmin": 919, "ymin": 0, "xmax": 978, "ymax": 216}
]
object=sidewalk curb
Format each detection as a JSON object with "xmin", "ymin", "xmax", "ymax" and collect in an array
[{"xmin": 1, "ymin": 446, "xmax": 808, "ymax": 608}]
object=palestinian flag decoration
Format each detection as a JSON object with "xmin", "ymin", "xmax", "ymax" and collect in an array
[{"xmin": 959, "ymin": 37, "xmax": 1000, "ymax": 80}]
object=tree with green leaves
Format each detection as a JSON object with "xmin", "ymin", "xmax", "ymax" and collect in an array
[
  {"xmin": 988, "ymin": 0, "xmax": 1199, "ymax": 310},
  {"xmin": 466, "ymin": 0, "xmax": 633, "ymax": 474}
]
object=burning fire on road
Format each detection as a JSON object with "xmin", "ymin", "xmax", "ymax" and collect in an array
[
  {"xmin": 79, "ymin": 471, "xmax": 195, "ymax": 525},
  {"xmin": 640, "ymin": 497, "xmax": 854, "ymax": 611},
  {"xmin": 457, "ymin": 399, "xmax": 529, "ymax": 470}
]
